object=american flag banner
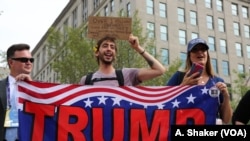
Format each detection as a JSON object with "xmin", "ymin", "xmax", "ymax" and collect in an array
[{"xmin": 17, "ymin": 81, "xmax": 219, "ymax": 141}]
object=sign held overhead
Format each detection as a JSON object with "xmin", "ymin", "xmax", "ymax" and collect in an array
[{"xmin": 88, "ymin": 16, "xmax": 132, "ymax": 40}]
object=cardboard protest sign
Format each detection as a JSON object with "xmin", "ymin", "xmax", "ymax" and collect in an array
[{"xmin": 88, "ymin": 16, "xmax": 132, "ymax": 40}]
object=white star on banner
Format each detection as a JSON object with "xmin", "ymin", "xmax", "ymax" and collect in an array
[
  {"xmin": 84, "ymin": 98, "xmax": 93, "ymax": 108},
  {"xmin": 111, "ymin": 97, "xmax": 122, "ymax": 106},
  {"xmin": 157, "ymin": 104, "xmax": 165, "ymax": 109},
  {"xmin": 201, "ymin": 87, "xmax": 209, "ymax": 94},
  {"xmin": 186, "ymin": 94, "xmax": 196, "ymax": 103},
  {"xmin": 97, "ymin": 95, "xmax": 108, "ymax": 105},
  {"xmin": 171, "ymin": 99, "xmax": 180, "ymax": 108}
]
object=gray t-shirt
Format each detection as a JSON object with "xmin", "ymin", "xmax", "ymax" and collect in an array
[{"xmin": 79, "ymin": 68, "xmax": 141, "ymax": 86}]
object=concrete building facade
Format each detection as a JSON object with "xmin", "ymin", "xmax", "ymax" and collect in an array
[{"xmin": 31, "ymin": 0, "xmax": 250, "ymax": 90}]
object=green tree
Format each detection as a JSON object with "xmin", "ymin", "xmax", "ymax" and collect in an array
[
  {"xmin": 47, "ymin": 26, "xmax": 97, "ymax": 84},
  {"xmin": 230, "ymin": 70, "xmax": 250, "ymax": 109},
  {"xmin": 0, "ymin": 50, "xmax": 7, "ymax": 67},
  {"xmin": 142, "ymin": 58, "xmax": 182, "ymax": 86}
]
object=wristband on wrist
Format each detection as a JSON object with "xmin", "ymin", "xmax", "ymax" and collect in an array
[{"xmin": 140, "ymin": 49, "xmax": 145, "ymax": 55}]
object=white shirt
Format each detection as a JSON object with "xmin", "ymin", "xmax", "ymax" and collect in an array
[{"xmin": 8, "ymin": 75, "xmax": 18, "ymax": 109}]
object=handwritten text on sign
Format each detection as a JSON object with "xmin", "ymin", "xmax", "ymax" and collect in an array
[{"xmin": 88, "ymin": 16, "xmax": 132, "ymax": 40}]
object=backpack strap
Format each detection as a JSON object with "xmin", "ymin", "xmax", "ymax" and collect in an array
[
  {"xmin": 84, "ymin": 69, "xmax": 124, "ymax": 86},
  {"xmin": 85, "ymin": 72, "xmax": 94, "ymax": 85},
  {"xmin": 115, "ymin": 69, "xmax": 124, "ymax": 86}
]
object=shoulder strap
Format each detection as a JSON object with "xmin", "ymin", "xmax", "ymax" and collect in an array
[
  {"xmin": 84, "ymin": 70, "xmax": 124, "ymax": 86},
  {"xmin": 85, "ymin": 72, "xmax": 94, "ymax": 85},
  {"xmin": 115, "ymin": 69, "xmax": 124, "ymax": 86}
]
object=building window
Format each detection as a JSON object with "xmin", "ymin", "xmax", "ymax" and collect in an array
[
  {"xmin": 63, "ymin": 19, "xmax": 68, "ymax": 40},
  {"xmin": 179, "ymin": 30, "xmax": 186, "ymax": 45},
  {"xmin": 40, "ymin": 72, "xmax": 43, "ymax": 81},
  {"xmin": 220, "ymin": 39, "xmax": 227, "ymax": 54},
  {"xmin": 189, "ymin": 0, "xmax": 195, "ymax": 4},
  {"xmin": 161, "ymin": 48, "xmax": 169, "ymax": 65},
  {"xmin": 218, "ymin": 18, "xmax": 225, "ymax": 32},
  {"xmin": 104, "ymin": 5, "xmax": 108, "ymax": 16},
  {"xmin": 146, "ymin": 0, "xmax": 154, "ymax": 15},
  {"xmin": 191, "ymin": 32, "xmax": 198, "ymax": 39},
  {"xmin": 36, "ymin": 53, "xmax": 40, "ymax": 72},
  {"xmin": 238, "ymin": 64, "xmax": 245, "ymax": 74},
  {"xmin": 43, "ymin": 70, "xmax": 46, "ymax": 81},
  {"xmin": 180, "ymin": 52, "xmax": 187, "ymax": 68},
  {"xmin": 177, "ymin": 8, "xmax": 185, "ymax": 23},
  {"xmin": 46, "ymin": 65, "xmax": 50, "ymax": 76},
  {"xmin": 147, "ymin": 22, "xmax": 155, "ymax": 38},
  {"xmin": 159, "ymin": 3, "xmax": 167, "ymax": 18},
  {"xmin": 208, "ymin": 36, "xmax": 215, "ymax": 51},
  {"xmin": 216, "ymin": 0, "xmax": 223, "ymax": 12},
  {"xmin": 205, "ymin": 0, "xmax": 212, "ymax": 9},
  {"xmin": 244, "ymin": 25, "xmax": 250, "ymax": 38},
  {"xmin": 222, "ymin": 60, "xmax": 229, "ymax": 76},
  {"xmin": 82, "ymin": 0, "xmax": 88, "ymax": 22},
  {"xmin": 126, "ymin": 2, "xmax": 131, "ymax": 17},
  {"xmin": 110, "ymin": 0, "xmax": 114, "ymax": 12},
  {"xmin": 160, "ymin": 25, "xmax": 167, "ymax": 41},
  {"xmin": 233, "ymin": 22, "xmax": 240, "ymax": 36},
  {"xmin": 72, "ymin": 7, "xmax": 78, "ymax": 28},
  {"xmin": 206, "ymin": 15, "xmax": 213, "ymax": 29},
  {"xmin": 211, "ymin": 58, "xmax": 218, "ymax": 73},
  {"xmin": 42, "ymin": 46, "xmax": 47, "ymax": 63},
  {"xmin": 231, "ymin": 3, "xmax": 238, "ymax": 16},
  {"xmin": 190, "ymin": 11, "xmax": 197, "ymax": 25},
  {"xmin": 242, "ymin": 6, "xmax": 249, "ymax": 18},
  {"xmin": 247, "ymin": 45, "xmax": 250, "ymax": 59},
  {"xmin": 53, "ymin": 72, "xmax": 57, "ymax": 83},
  {"xmin": 94, "ymin": 0, "xmax": 100, "ymax": 10},
  {"xmin": 236, "ymin": 43, "xmax": 243, "ymax": 57}
]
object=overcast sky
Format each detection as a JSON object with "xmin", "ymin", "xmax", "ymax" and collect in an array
[{"xmin": 0, "ymin": 0, "xmax": 69, "ymax": 59}]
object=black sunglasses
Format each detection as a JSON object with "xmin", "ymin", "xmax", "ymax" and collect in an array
[{"xmin": 11, "ymin": 57, "xmax": 34, "ymax": 63}]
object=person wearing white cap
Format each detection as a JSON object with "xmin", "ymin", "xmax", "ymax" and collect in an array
[{"xmin": 166, "ymin": 38, "xmax": 232, "ymax": 125}]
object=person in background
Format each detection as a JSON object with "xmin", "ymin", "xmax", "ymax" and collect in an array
[
  {"xmin": 232, "ymin": 90, "xmax": 250, "ymax": 125},
  {"xmin": 79, "ymin": 34, "xmax": 166, "ymax": 86},
  {"xmin": 0, "ymin": 43, "xmax": 33, "ymax": 141},
  {"xmin": 166, "ymin": 38, "xmax": 232, "ymax": 124}
]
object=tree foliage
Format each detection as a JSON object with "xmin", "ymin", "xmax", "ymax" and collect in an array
[
  {"xmin": 47, "ymin": 26, "xmax": 97, "ymax": 84},
  {"xmin": 230, "ymin": 70, "xmax": 250, "ymax": 109},
  {"xmin": 0, "ymin": 50, "xmax": 7, "ymax": 67}
]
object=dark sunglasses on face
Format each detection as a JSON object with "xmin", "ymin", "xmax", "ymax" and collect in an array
[
  {"xmin": 191, "ymin": 47, "xmax": 207, "ymax": 53},
  {"xmin": 11, "ymin": 57, "xmax": 34, "ymax": 63}
]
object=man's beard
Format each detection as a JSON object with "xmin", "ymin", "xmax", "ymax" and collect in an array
[{"xmin": 99, "ymin": 56, "xmax": 114, "ymax": 65}]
